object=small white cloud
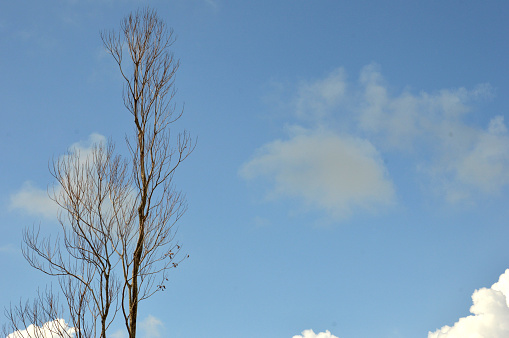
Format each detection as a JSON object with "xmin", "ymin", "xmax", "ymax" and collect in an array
[
  {"xmin": 7, "ymin": 319, "xmax": 75, "ymax": 338},
  {"xmin": 9, "ymin": 181, "xmax": 58, "ymax": 219},
  {"xmin": 428, "ymin": 269, "xmax": 509, "ymax": 337},
  {"xmin": 240, "ymin": 127, "xmax": 395, "ymax": 219},
  {"xmin": 68, "ymin": 133, "xmax": 107, "ymax": 158},
  {"xmin": 293, "ymin": 329, "xmax": 340, "ymax": 338},
  {"xmin": 140, "ymin": 315, "xmax": 164, "ymax": 338}
]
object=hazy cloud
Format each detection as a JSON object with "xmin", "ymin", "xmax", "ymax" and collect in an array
[
  {"xmin": 240, "ymin": 126, "xmax": 395, "ymax": 219},
  {"xmin": 295, "ymin": 68, "xmax": 347, "ymax": 121},
  {"xmin": 357, "ymin": 64, "xmax": 493, "ymax": 151},
  {"xmin": 428, "ymin": 269, "xmax": 509, "ymax": 337},
  {"xmin": 355, "ymin": 64, "xmax": 505, "ymax": 200},
  {"xmin": 9, "ymin": 133, "xmax": 107, "ymax": 219},
  {"xmin": 293, "ymin": 329, "xmax": 340, "ymax": 338},
  {"xmin": 9, "ymin": 181, "xmax": 58, "ymax": 219}
]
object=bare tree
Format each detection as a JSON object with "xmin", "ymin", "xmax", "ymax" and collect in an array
[
  {"xmin": 4, "ymin": 142, "xmax": 132, "ymax": 338},
  {"xmin": 4, "ymin": 8, "xmax": 193, "ymax": 338},
  {"xmin": 4, "ymin": 289, "xmax": 76, "ymax": 338},
  {"xmin": 101, "ymin": 7, "xmax": 194, "ymax": 337}
]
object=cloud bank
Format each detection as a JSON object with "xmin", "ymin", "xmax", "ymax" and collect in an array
[
  {"xmin": 428, "ymin": 269, "xmax": 509, "ymax": 337},
  {"xmin": 292, "ymin": 329, "xmax": 340, "ymax": 338}
]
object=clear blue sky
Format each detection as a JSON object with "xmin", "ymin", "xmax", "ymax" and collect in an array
[{"xmin": 1, "ymin": 1, "xmax": 509, "ymax": 337}]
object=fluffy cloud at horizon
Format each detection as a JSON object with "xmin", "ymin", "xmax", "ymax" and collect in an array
[
  {"xmin": 241, "ymin": 63, "xmax": 508, "ymax": 219},
  {"xmin": 428, "ymin": 269, "xmax": 509, "ymax": 337},
  {"xmin": 292, "ymin": 329, "xmax": 340, "ymax": 338},
  {"xmin": 7, "ymin": 315, "xmax": 164, "ymax": 338},
  {"xmin": 6, "ymin": 319, "xmax": 75, "ymax": 338}
]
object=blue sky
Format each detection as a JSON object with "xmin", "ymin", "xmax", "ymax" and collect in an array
[{"xmin": 1, "ymin": 1, "xmax": 509, "ymax": 337}]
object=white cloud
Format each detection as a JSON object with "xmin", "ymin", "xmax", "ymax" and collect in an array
[
  {"xmin": 7, "ymin": 319, "xmax": 75, "ymax": 338},
  {"xmin": 68, "ymin": 132, "xmax": 107, "ymax": 160},
  {"xmin": 357, "ymin": 63, "xmax": 491, "ymax": 151},
  {"xmin": 355, "ymin": 64, "xmax": 509, "ymax": 200},
  {"xmin": 9, "ymin": 133, "xmax": 107, "ymax": 219},
  {"xmin": 240, "ymin": 126, "xmax": 395, "ymax": 219},
  {"xmin": 428, "ymin": 269, "xmax": 509, "ymax": 338},
  {"xmin": 293, "ymin": 329, "xmax": 340, "ymax": 338},
  {"xmin": 9, "ymin": 181, "xmax": 58, "ymax": 219}
]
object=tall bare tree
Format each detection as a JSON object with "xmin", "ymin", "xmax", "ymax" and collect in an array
[
  {"xmin": 101, "ymin": 7, "xmax": 194, "ymax": 337},
  {"xmin": 4, "ymin": 8, "xmax": 194, "ymax": 338}
]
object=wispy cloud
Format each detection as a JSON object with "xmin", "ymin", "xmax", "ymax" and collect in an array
[
  {"xmin": 354, "ymin": 64, "xmax": 506, "ymax": 201},
  {"xmin": 293, "ymin": 329, "xmax": 340, "ymax": 338},
  {"xmin": 295, "ymin": 68, "xmax": 347, "ymax": 122},
  {"xmin": 428, "ymin": 269, "xmax": 509, "ymax": 337},
  {"xmin": 355, "ymin": 64, "xmax": 492, "ymax": 151}
]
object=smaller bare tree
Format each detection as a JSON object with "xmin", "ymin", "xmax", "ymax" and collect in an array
[
  {"xmin": 4, "ymin": 289, "xmax": 76, "ymax": 338},
  {"xmin": 4, "ymin": 142, "xmax": 133, "ymax": 338}
]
